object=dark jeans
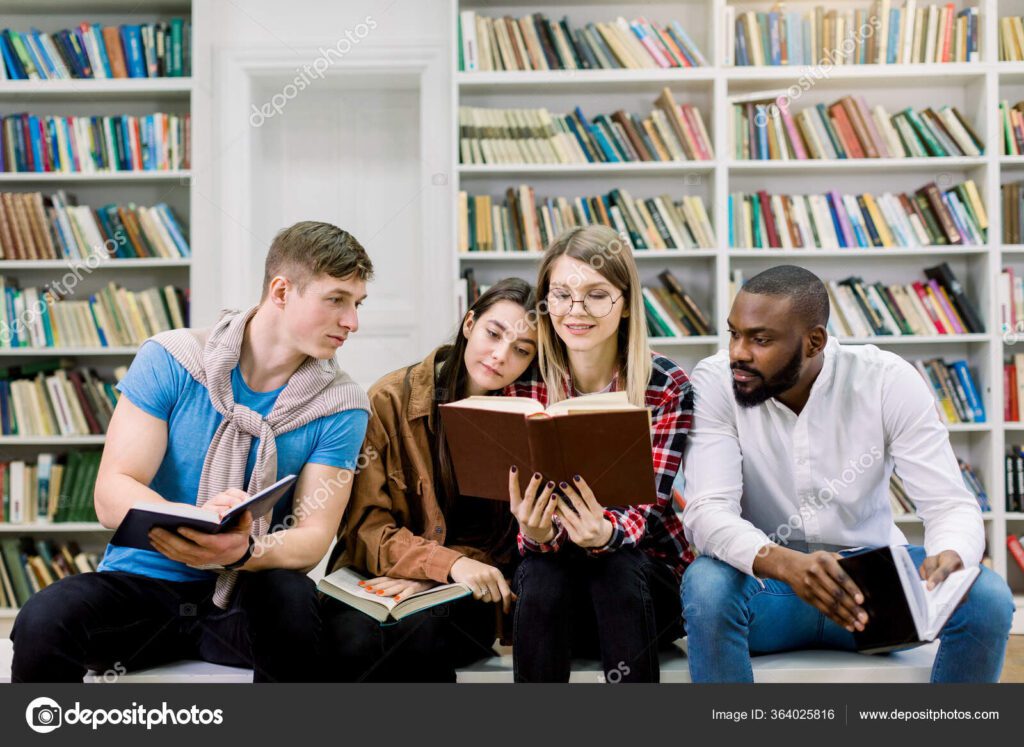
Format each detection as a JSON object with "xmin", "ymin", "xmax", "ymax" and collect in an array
[
  {"xmin": 320, "ymin": 594, "xmax": 498, "ymax": 682},
  {"xmin": 512, "ymin": 546, "xmax": 683, "ymax": 682},
  {"xmin": 11, "ymin": 568, "xmax": 320, "ymax": 683}
]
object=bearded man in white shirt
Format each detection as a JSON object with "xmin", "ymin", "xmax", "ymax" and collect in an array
[{"xmin": 680, "ymin": 265, "xmax": 1014, "ymax": 683}]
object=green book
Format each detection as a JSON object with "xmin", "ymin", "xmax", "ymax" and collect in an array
[
  {"xmin": 169, "ymin": 18, "xmax": 184, "ymax": 77},
  {"xmin": 0, "ymin": 538, "xmax": 32, "ymax": 607},
  {"xmin": 902, "ymin": 108, "xmax": 947, "ymax": 157},
  {"xmin": 55, "ymin": 451, "xmax": 82, "ymax": 523}
]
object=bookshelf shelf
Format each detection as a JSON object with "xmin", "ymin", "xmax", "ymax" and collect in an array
[
  {"xmin": 0, "ymin": 171, "xmax": 191, "ymax": 184},
  {"xmin": 649, "ymin": 335, "xmax": 720, "ymax": 345},
  {"xmin": 458, "ymin": 162, "xmax": 714, "ymax": 177},
  {"xmin": 729, "ymin": 247, "xmax": 990, "ymax": 258},
  {"xmin": 724, "ymin": 62, "xmax": 987, "ymax": 82},
  {"xmin": 457, "ymin": 69, "xmax": 717, "ymax": 89},
  {"xmin": 1002, "ymin": 156, "xmax": 1024, "ymax": 166},
  {"xmin": 0, "ymin": 347, "xmax": 138, "ymax": 356},
  {"xmin": 0, "ymin": 79, "xmax": 193, "ymax": 97},
  {"xmin": 0, "ymin": 523, "xmax": 109, "ymax": 532},
  {"xmin": 946, "ymin": 423, "xmax": 992, "ymax": 432},
  {"xmin": 0, "ymin": 609, "xmax": 16, "ymax": 620},
  {"xmin": 460, "ymin": 249, "xmax": 719, "ymax": 260},
  {"xmin": 0, "ymin": 436, "xmax": 105, "ymax": 446},
  {"xmin": 1003, "ymin": 245, "xmax": 1024, "ymax": 256},
  {"xmin": 0, "ymin": 259, "xmax": 191, "ymax": 270},
  {"xmin": 838, "ymin": 334, "xmax": 991, "ymax": 344},
  {"xmin": 1007, "ymin": 513, "xmax": 1024, "ymax": 520},
  {"xmin": 727, "ymin": 157, "xmax": 988, "ymax": 173}
]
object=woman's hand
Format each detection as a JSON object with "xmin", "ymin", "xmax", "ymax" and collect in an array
[
  {"xmin": 449, "ymin": 557, "xmax": 515, "ymax": 613},
  {"xmin": 359, "ymin": 577, "xmax": 438, "ymax": 601},
  {"xmin": 509, "ymin": 468, "xmax": 557, "ymax": 544},
  {"xmin": 555, "ymin": 475, "xmax": 613, "ymax": 549}
]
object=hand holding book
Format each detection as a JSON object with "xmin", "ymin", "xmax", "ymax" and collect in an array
[
  {"xmin": 918, "ymin": 549, "xmax": 964, "ymax": 590},
  {"xmin": 554, "ymin": 475, "xmax": 614, "ymax": 549}
]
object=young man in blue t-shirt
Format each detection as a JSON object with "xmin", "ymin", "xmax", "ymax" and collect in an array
[{"xmin": 12, "ymin": 221, "xmax": 373, "ymax": 682}]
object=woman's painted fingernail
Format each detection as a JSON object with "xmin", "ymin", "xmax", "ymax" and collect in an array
[
  {"xmin": 559, "ymin": 481, "xmax": 568, "ymax": 489},
  {"xmin": 546, "ymin": 481, "xmax": 555, "ymax": 489},
  {"xmin": 376, "ymin": 590, "xmax": 385, "ymax": 595},
  {"xmin": 573, "ymin": 474, "xmax": 581, "ymax": 482},
  {"xmin": 365, "ymin": 586, "xmax": 374, "ymax": 591},
  {"xmin": 394, "ymin": 596, "xmax": 401, "ymax": 601},
  {"xmin": 510, "ymin": 465, "xmax": 517, "ymax": 473},
  {"xmin": 533, "ymin": 472, "xmax": 542, "ymax": 480},
  {"xmin": 357, "ymin": 581, "xmax": 365, "ymax": 586}
]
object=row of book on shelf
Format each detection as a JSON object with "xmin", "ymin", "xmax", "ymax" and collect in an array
[
  {"xmin": 1000, "ymin": 101, "xmax": 1024, "ymax": 156},
  {"xmin": 726, "ymin": 3, "xmax": 981, "ymax": 66},
  {"xmin": 0, "ymin": 192, "xmax": 190, "ymax": 260},
  {"xmin": 0, "ymin": 20, "xmax": 191, "ymax": 81},
  {"xmin": 999, "ymin": 16, "xmax": 1024, "ymax": 61},
  {"xmin": 732, "ymin": 92, "xmax": 982, "ymax": 160},
  {"xmin": 458, "ymin": 12, "xmax": 707, "ymax": 72},
  {"xmin": 1, "ymin": 112, "xmax": 190, "ymax": 173},
  {"xmin": 729, "ymin": 178, "xmax": 987, "ymax": 249},
  {"xmin": 1001, "ymin": 180, "xmax": 1024, "ymax": 243},
  {"xmin": 458, "ymin": 187, "xmax": 715, "ymax": 254},
  {"xmin": 641, "ymin": 271, "xmax": 712, "ymax": 338},
  {"xmin": 0, "ymin": 451, "xmax": 101, "ymax": 525},
  {"xmin": 0, "ymin": 362, "xmax": 121, "ymax": 437},
  {"xmin": 890, "ymin": 462, "xmax": 989, "ymax": 516},
  {"xmin": 0, "ymin": 537, "xmax": 100, "ymax": 609},
  {"xmin": 458, "ymin": 89, "xmax": 713, "ymax": 165},
  {"xmin": 913, "ymin": 357, "xmax": 985, "ymax": 425},
  {"xmin": 734, "ymin": 263, "xmax": 983, "ymax": 338},
  {"xmin": 0, "ymin": 281, "xmax": 187, "ymax": 349}
]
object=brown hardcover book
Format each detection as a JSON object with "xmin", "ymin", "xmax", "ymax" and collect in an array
[
  {"xmin": 611, "ymin": 111, "xmax": 652, "ymax": 161},
  {"xmin": 658, "ymin": 269, "xmax": 711, "ymax": 332},
  {"xmin": 839, "ymin": 96, "xmax": 880, "ymax": 158},
  {"xmin": 66, "ymin": 371, "xmax": 102, "ymax": 435},
  {"xmin": 828, "ymin": 103, "xmax": 866, "ymax": 158},
  {"xmin": 102, "ymin": 26, "xmax": 129, "ymax": 78},
  {"xmin": 917, "ymin": 182, "xmax": 962, "ymax": 244},
  {"xmin": 116, "ymin": 207, "xmax": 152, "ymax": 257},
  {"xmin": 12, "ymin": 194, "xmax": 40, "ymax": 260},
  {"xmin": 1, "ymin": 194, "xmax": 24, "ymax": 258},
  {"xmin": 655, "ymin": 87, "xmax": 694, "ymax": 159},
  {"xmin": 0, "ymin": 193, "xmax": 13, "ymax": 259},
  {"xmin": 29, "ymin": 193, "xmax": 56, "ymax": 259},
  {"xmin": 439, "ymin": 392, "xmax": 656, "ymax": 506},
  {"xmin": 780, "ymin": 194, "xmax": 804, "ymax": 247}
]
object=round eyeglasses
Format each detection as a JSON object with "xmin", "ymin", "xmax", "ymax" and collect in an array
[{"xmin": 545, "ymin": 289, "xmax": 623, "ymax": 318}]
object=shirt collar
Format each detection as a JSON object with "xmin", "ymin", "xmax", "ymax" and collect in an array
[{"xmin": 406, "ymin": 346, "xmax": 446, "ymax": 427}]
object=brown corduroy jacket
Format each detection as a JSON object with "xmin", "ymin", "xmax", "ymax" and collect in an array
[{"xmin": 326, "ymin": 346, "xmax": 493, "ymax": 582}]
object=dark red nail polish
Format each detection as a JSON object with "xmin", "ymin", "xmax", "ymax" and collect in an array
[
  {"xmin": 559, "ymin": 481, "xmax": 568, "ymax": 489},
  {"xmin": 511, "ymin": 465, "xmax": 517, "ymax": 473},
  {"xmin": 573, "ymin": 474, "xmax": 581, "ymax": 482}
]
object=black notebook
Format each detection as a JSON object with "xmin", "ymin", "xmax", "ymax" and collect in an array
[
  {"xmin": 110, "ymin": 474, "xmax": 298, "ymax": 552},
  {"xmin": 837, "ymin": 545, "xmax": 980, "ymax": 654}
]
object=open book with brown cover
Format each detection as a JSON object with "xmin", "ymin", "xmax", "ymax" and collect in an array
[{"xmin": 439, "ymin": 391, "xmax": 655, "ymax": 506}]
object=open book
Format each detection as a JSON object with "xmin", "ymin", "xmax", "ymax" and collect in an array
[
  {"xmin": 110, "ymin": 474, "xmax": 298, "ymax": 552},
  {"xmin": 439, "ymin": 391, "xmax": 655, "ymax": 505},
  {"xmin": 838, "ymin": 545, "xmax": 980, "ymax": 653},
  {"xmin": 317, "ymin": 567, "xmax": 471, "ymax": 622}
]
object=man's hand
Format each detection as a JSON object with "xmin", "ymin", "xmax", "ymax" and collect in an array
[
  {"xmin": 919, "ymin": 549, "xmax": 964, "ymax": 590},
  {"xmin": 148, "ymin": 511, "xmax": 254, "ymax": 568},
  {"xmin": 756, "ymin": 546, "xmax": 868, "ymax": 632},
  {"xmin": 200, "ymin": 488, "xmax": 249, "ymax": 518},
  {"xmin": 555, "ymin": 475, "xmax": 613, "ymax": 549}
]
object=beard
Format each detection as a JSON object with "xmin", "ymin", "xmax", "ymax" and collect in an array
[{"xmin": 732, "ymin": 343, "xmax": 804, "ymax": 408}]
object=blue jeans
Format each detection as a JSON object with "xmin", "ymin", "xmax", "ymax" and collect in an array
[{"xmin": 681, "ymin": 545, "xmax": 1015, "ymax": 683}]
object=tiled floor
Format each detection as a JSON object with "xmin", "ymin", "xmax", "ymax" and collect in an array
[{"xmin": 1002, "ymin": 636, "xmax": 1024, "ymax": 683}]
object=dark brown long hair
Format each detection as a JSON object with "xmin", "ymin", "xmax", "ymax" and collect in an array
[{"xmin": 432, "ymin": 278, "xmax": 537, "ymax": 569}]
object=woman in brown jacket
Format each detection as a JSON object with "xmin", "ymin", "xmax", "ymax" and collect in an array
[{"xmin": 321, "ymin": 278, "xmax": 538, "ymax": 681}]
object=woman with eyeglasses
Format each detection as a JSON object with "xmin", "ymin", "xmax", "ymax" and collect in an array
[{"xmin": 504, "ymin": 224, "xmax": 695, "ymax": 683}]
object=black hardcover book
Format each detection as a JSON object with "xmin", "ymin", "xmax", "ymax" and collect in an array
[
  {"xmin": 109, "ymin": 474, "xmax": 297, "ymax": 552},
  {"xmin": 838, "ymin": 545, "xmax": 979, "ymax": 654}
]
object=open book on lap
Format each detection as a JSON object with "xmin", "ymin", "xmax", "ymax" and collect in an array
[
  {"xmin": 109, "ymin": 474, "xmax": 298, "ymax": 552},
  {"xmin": 838, "ymin": 545, "xmax": 980, "ymax": 654},
  {"xmin": 317, "ymin": 567, "xmax": 472, "ymax": 623},
  {"xmin": 439, "ymin": 391, "xmax": 655, "ymax": 505}
]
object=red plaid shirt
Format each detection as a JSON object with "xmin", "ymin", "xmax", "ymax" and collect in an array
[{"xmin": 505, "ymin": 354, "xmax": 695, "ymax": 580}]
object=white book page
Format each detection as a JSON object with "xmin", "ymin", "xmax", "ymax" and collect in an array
[
  {"xmin": 449, "ymin": 396, "xmax": 545, "ymax": 415},
  {"xmin": 130, "ymin": 501, "xmax": 219, "ymax": 524},
  {"xmin": 922, "ymin": 566, "xmax": 980, "ymax": 640}
]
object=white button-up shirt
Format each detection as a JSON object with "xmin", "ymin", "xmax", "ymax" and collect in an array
[{"xmin": 682, "ymin": 337, "xmax": 985, "ymax": 576}]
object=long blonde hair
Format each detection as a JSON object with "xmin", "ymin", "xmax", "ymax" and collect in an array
[{"xmin": 536, "ymin": 225, "xmax": 651, "ymax": 407}]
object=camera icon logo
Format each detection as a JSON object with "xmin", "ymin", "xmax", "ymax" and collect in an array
[{"xmin": 25, "ymin": 697, "xmax": 62, "ymax": 733}]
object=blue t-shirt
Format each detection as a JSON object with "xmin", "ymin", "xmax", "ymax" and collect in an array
[{"xmin": 97, "ymin": 341, "xmax": 369, "ymax": 582}]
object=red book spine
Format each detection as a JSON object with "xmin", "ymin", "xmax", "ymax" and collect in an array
[
  {"xmin": 912, "ymin": 281, "xmax": 946, "ymax": 333},
  {"xmin": 1007, "ymin": 535, "xmax": 1024, "ymax": 574},
  {"xmin": 756, "ymin": 190, "xmax": 781, "ymax": 248}
]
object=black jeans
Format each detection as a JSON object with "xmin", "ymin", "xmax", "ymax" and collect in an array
[
  {"xmin": 320, "ymin": 594, "xmax": 498, "ymax": 682},
  {"xmin": 512, "ymin": 546, "xmax": 683, "ymax": 682},
  {"xmin": 11, "ymin": 568, "xmax": 320, "ymax": 683}
]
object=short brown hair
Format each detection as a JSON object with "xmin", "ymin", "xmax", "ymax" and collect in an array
[{"xmin": 261, "ymin": 221, "xmax": 374, "ymax": 299}]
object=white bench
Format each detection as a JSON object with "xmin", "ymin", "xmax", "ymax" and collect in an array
[{"xmin": 0, "ymin": 638, "xmax": 937, "ymax": 683}]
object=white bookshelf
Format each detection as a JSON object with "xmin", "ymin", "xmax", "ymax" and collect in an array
[
  {"xmin": 451, "ymin": 0, "xmax": 1024, "ymax": 614},
  {"xmin": 0, "ymin": 0, "xmax": 198, "ymax": 633}
]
